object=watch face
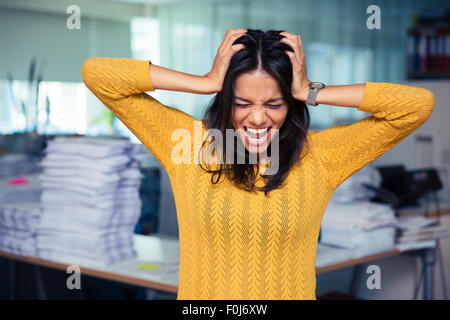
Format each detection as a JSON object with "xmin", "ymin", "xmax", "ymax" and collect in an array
[{"xmin": 310, "ymin": 82, "xmax": 325, "ymax": 89}]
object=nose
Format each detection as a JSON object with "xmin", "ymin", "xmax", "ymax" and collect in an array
[{"xmin": 248, "ymin": 106, "xmax": 267, "ymax": 126}]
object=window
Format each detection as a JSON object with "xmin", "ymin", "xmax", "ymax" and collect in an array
[{"xmin": 0, "ymin": 78, "xmax": 121, "ymax": 136}]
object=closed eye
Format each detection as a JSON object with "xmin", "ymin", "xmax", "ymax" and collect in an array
[{"xmin": 235, "ymin": 104, "xmax": 282, "ymax": 109}]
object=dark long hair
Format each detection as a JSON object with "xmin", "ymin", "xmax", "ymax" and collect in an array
[{"xmin": 199, "ymin": 29, "xmax": 311, "ymax": 196}]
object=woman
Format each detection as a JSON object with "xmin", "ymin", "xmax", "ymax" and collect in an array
[{"xmin": 82, "ymin": 28, "xmax": 435, "ymax": 300}]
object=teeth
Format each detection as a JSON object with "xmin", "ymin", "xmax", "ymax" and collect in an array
[
  {"xmin": 246, "ymin": 127, "xmax": 268, "ymax": 133},
  {"xmin": 245, "ymin": 126, "xmax": 270, "ymax": 143}
]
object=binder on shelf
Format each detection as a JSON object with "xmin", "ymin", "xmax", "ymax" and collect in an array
[
  {"xmin": 445, "ymin": 28, "xmax": 449, "ymax": 73},
  {"xmin": 406, "ymin": 26, "xmax": 450, "ymax": 79}
]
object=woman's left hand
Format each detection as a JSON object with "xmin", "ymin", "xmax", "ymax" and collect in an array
[{"xmin": 280, "ymin": 32, "xmax": 311, "ymax": 101}]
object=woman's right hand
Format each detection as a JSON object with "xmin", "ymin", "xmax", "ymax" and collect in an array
[{"xmin": 204, "ymin": 29, "xmax": 247, "ymax": 93}]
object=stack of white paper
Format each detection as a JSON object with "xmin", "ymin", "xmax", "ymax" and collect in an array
[
  {"xmin": 0, "ymin": 201, "xmax": 42, "ymax": 256},
  {"xmin": 315, "ymin": 243, "xmax": 355, "ymax": 268},
  {"xmin": 394, "ymin": 216, "xmax": 439, "ymax": 231},
  {"xmin": 320, "ymin": 201, "xmax": 397, "ymax": 257},
  {"xmin": 0, "ymin": 173, "xmax": 43, "ymax": 256},
  {"xmin": 36, "ymin": 137, "xmax": 146, "ymax": 266},
  {"xmin": 0, "ymin": 153, "xmax": 43, "ymax": 179},
  {"xmin": 0, "ymin": 174, "xmax": 42, "ymax": 203},
  {"xmin": 330, "ymin": 165, "xmax": 378, "ymax": 203}
]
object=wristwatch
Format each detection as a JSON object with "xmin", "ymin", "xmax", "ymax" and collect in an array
[{"xmin": 306, "ymin": 82, "xmax": 326, "ymax": 106}]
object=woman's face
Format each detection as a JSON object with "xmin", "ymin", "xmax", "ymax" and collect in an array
[{"xmin": 232, "ymin": 70, "xmax": 288, "ymax": 155}]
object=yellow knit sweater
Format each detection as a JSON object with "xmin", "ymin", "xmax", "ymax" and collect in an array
[{"xmin": 82, "ymin": 57, "xmax": 435, "ymax": 300}]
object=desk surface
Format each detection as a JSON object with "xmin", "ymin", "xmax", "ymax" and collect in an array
[
  {"xmin": 0, "ymin": 234, "xmax": 426, "ymax": 294},
  {"xmin": 1, "ymin": 200, "xmax": 447, "ymax": 294},
  {"xmin": 0, "ymin": 235, "xmax": 180, "ymax": 293}
]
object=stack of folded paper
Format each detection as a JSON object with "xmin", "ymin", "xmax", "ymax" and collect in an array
[
  {"xmin": 0, "ymin": 201, "xmax": 42, "ymax": 256},
  {"xmin": 0, "ymin": 153, "xmax": 43, "ymax": 179},
  {"xmin": 320, "ymin": 201, "xmax": 397, "ymax": 257},
  {"xmin": 36, "ymin": 136, "xmax": 146, "ymax": 266},
  {"xmin": 330, "ymin": 165, "xmax": 378, "ymax": 203},
  {"xmin": 0, "ymin": 174, "xmax": 42, "ymax": 203},
  {"xmin": 315, "ymin": 243, "xmax": 355, "ymax": 268},
  {"xmin": 394, "ymin": 216, "xmax": 448, "ymax": 244},
  {"xmin": 0, "ymin": 174, "xmax": 43, "ymax": 257}
]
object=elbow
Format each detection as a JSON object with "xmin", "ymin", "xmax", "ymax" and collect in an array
[
  {"xmin": 81, "ymin": 57, "xmax": 100, "ymax": 88},
  {"xmin": 419, "ymin": 88, "xmax": 435, "ymax": 121},
  {"xmin": 81, "ymin": 57, "xmax": 123, "ymax": 101},
  {"xmin": 81, "ymin": 58, "xmax": 92, "ymax": 87}
]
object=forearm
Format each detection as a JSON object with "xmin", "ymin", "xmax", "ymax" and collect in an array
[
  {"xmin": 149, "ymin": 63, "xmax": 216, "ymax": 95},
  {"xmin": 295, "ymin": 83, "xmax": 366, "ymax": 108}
]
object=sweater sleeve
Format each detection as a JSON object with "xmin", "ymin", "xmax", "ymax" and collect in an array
[
  {"xmin": 81, "ymin": 57, "xmax": 197, "ymax": 174},
  {"xmin": 311, "ymin": 82, "xmax": 435, "ymax": 189}
]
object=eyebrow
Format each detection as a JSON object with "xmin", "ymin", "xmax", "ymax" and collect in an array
[{"xmin": 235, "ymin": 96, "xmax": 284, "ymax": 103}]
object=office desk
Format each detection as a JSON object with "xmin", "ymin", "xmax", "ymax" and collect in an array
[
  {"xmin": 1, "ymin": 235, "xmax": 180, "ymax": 295},
  {"xmin": 316, "ymin": 244, "xmax": 437, "ymax": 300},
  {"xmin": 1, "ymin": 234, "xmax": 437, "ymax": 300},
  {"xmin": 3, "ymin": 197, "xmax": 449, "ymax": 300}
]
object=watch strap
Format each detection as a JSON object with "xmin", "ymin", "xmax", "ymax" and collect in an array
[{"xmin": 307, "ymin": 88, "xmax": 319, "ymax": 106}]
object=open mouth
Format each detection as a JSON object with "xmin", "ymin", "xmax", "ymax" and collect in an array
[{"xmin": 244, "ymin": 126, "xmax": 271, "ymax": 146}]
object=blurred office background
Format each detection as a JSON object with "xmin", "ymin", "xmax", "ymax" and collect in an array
[{"xmin": 1, "ymin": 0, "xmax": 450, "ymax": 300}]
